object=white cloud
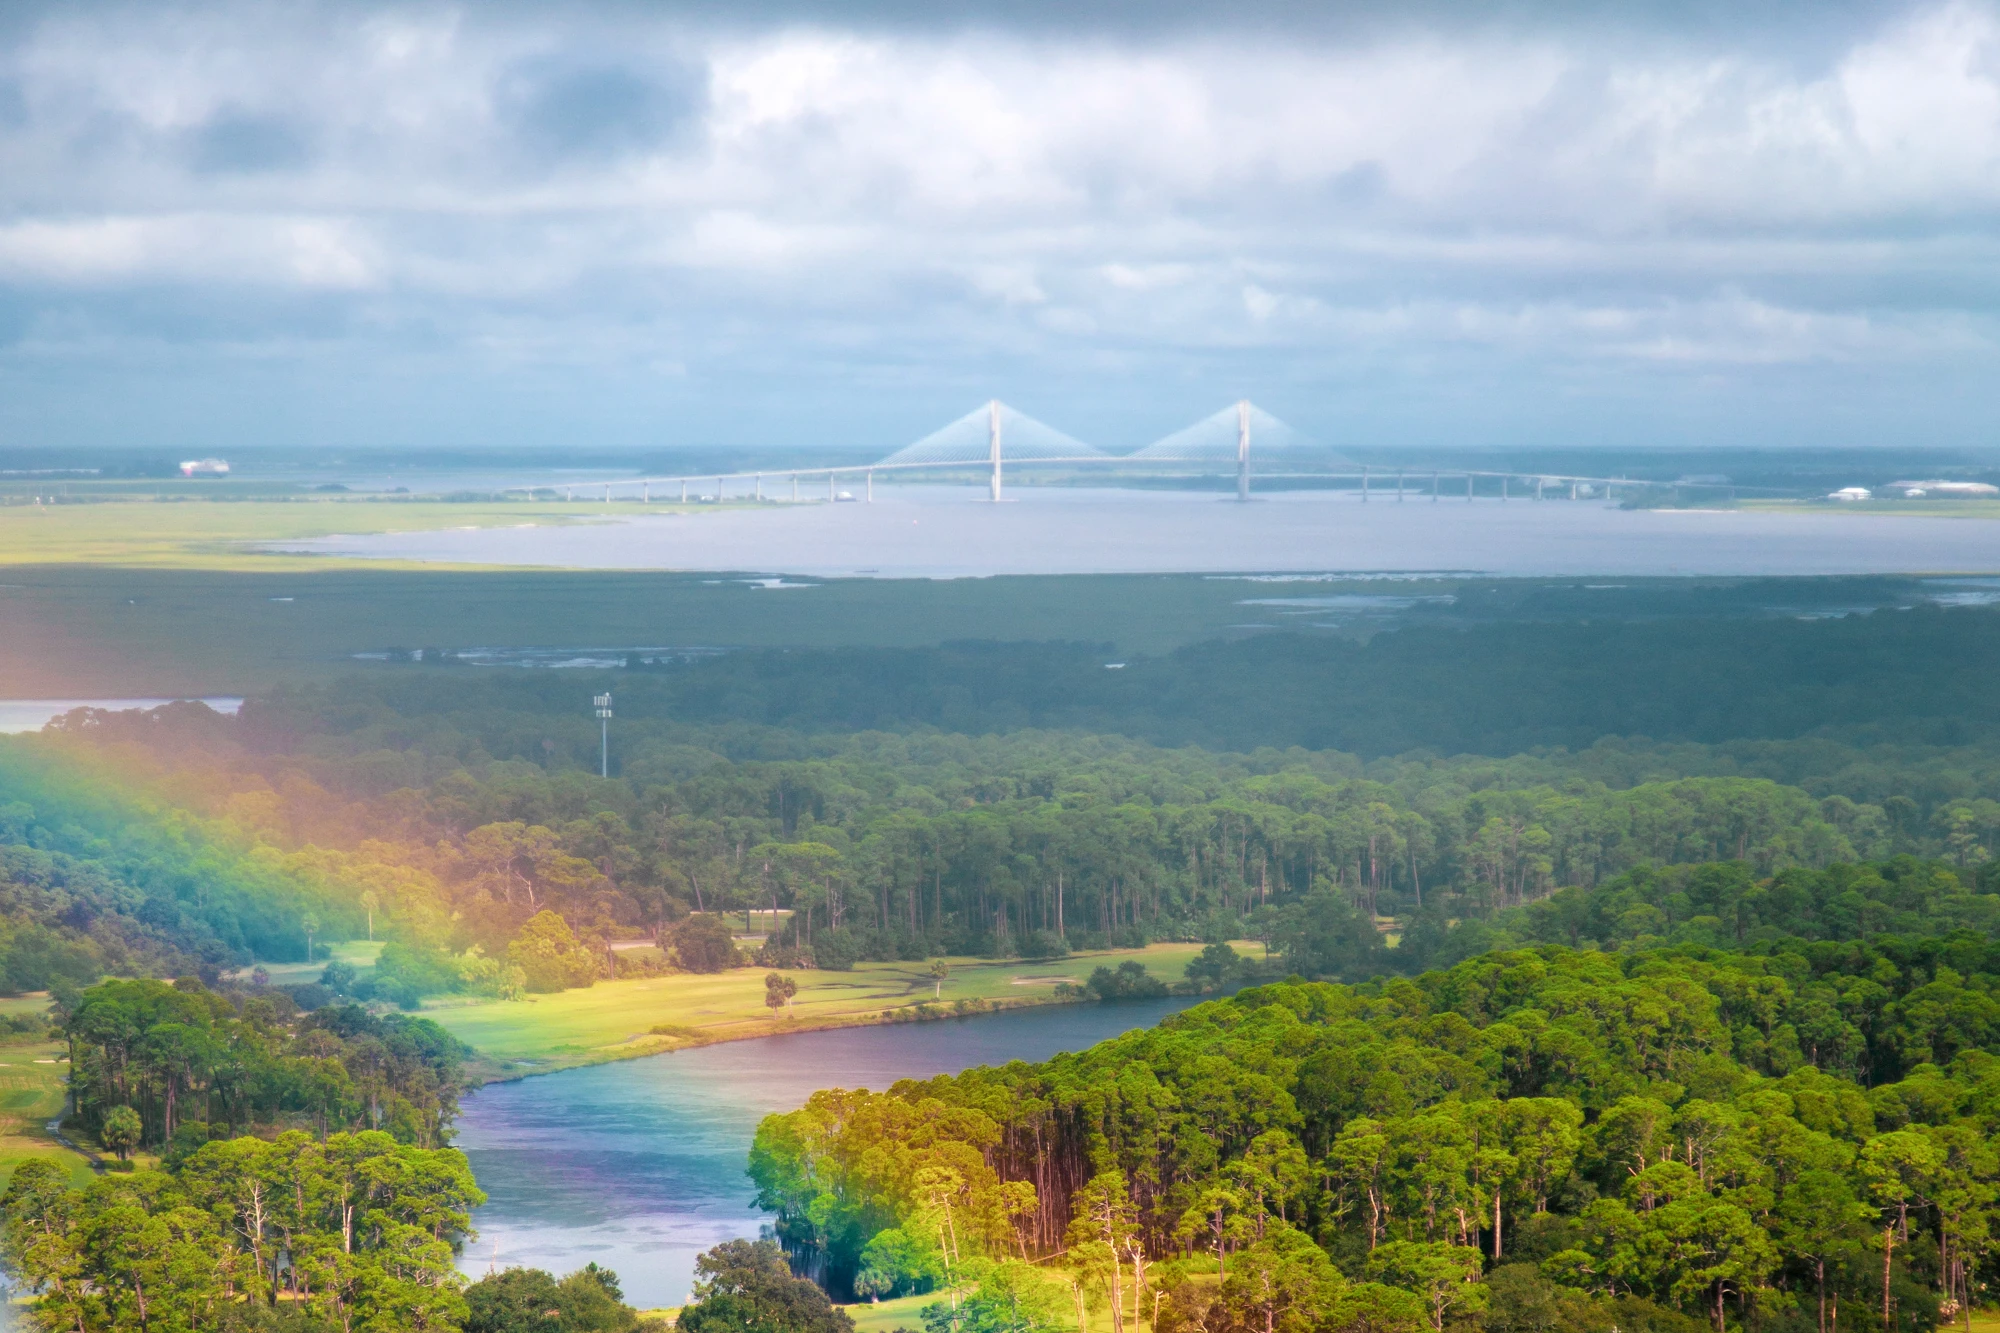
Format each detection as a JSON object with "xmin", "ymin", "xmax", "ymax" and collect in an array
[{"xmin": 2, "ymin": 0, "xmax": 2000, "ymax": 449}]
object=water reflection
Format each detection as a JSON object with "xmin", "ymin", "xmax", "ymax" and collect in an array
[{"xmin": 455, "ymin": 998, "xmax": 1197, "ymax": 1309}]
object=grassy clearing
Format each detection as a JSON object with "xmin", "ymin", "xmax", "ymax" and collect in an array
[
  {"xmin": 226, "ymin": 940, "xmax": 386, "ymax": 988},
  {"xmin": 842, "ymin": 1291, "xmax": 935, "ymax": 1333},
  {"xmin": 426, "ymin": 942, "xmax": 1229, "ymax": 1080},
  {"xmin": 0, "ymin": 997, "xmax": 91, "ymax": 1189}
]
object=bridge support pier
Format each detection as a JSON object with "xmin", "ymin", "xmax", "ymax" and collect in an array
[
  {"xmin": 1236, "ymin": 399, "xmax": 1251, "ymax": 502},
  {"xmin": 988, "ymin": 400, "xmax": 1003, "ymax": 503},
  {"xmin": 681, "ymin": 480, "xmax": 688, "ymax": 503},
  {"xmin": 755, "ymin": 474, "xmax": 763, "ymax": 502},
  {"xmin": 792, "ymin": 474, "xmax": 799, "ymax": 502},
  {"xmin": 1362, "ymin": 466, "xmax": 1370, "ymax": 502},
  {"xmin": 867, "ymin": 471, "xmax": 874, "ymax": 502}
]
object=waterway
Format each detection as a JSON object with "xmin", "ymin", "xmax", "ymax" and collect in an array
[
  {"xmin": 455, "ymin": 997, "xmax": 1195, "ymax": 1309},
  {"xmin": 0, "ymin": 698, "xmax": 243, "ymax": 734},
  {"xmin": 277, "ymin": 486, "xmax": 2000, "ymax": 579}
]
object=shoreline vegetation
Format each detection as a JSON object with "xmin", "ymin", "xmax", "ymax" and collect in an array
[
  {"xmin": 2, "ymin": 491, "xmax": 1998, "ymax": 573},
  {"xmin": 0, "ymin": 495, "xmax": 711, "ymax": 570},
  {"xmin": 422, "ymin": 941, "xmax": 1221, "ymax": 1083}
]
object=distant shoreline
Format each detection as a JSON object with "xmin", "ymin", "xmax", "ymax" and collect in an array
[{"xmin": 453, "ymin": 988, "xmax": 1094, "ymax": 1086}]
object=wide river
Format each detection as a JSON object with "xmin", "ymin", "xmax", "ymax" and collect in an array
[
  {"xmin": 455, "ymin": 998, "xmax": 1195, "ymax": 1309},
  {"xmin": 281, "ymin": 485, "xmax": 2000, "ymax": 578}
]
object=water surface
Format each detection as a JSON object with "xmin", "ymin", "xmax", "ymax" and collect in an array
[
  {"xmin": 455, "ymin": 998, "xmax": 1194, "ymax": 1308},
  {"xmin": 0, "ymin": 698, "xmax": 243, "ymax": 734},
  {"xmin": 280, "ymin": 486, "xmax": 2000, "ymax": 578}
]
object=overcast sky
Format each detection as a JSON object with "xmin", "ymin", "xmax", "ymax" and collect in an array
[{"xmin": 2, "ymin": 0, "xmax": 1998, "ymax": 457}]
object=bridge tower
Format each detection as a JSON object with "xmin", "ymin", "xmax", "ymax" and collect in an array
[
  {"xmin": 1236, "ymin": 400, "xmax": 1251, "ymax": 502},
  {"xmin": 988, "ymin": 400, "xmax": 1003, "ymax": 502}
]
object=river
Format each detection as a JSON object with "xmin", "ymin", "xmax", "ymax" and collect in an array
[
  {"xmin": 277, "ymin": 486, "xmax": 2000, "ymax": 579},
  {"xmin": 454, "ymin": 997, "xmax": 1197, "ymax": 1309}
]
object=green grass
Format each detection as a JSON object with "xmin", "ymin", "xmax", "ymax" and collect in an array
[
  {"xmin": 0, "ymin": 496, "xmax": 712, "ymax": 570},
  {"xmin": 228, "ymin": 940, "xmax": 385, "ymax": 987},
  {"xmin": 0, "ymin": 565, "xmax": 1299, "ymax": 695},
  {"xmin": 842, "ymin": 1290, "xmax": 939, "ymax": 1333},
  {"xmin": 426, "ymin": 942, "xmax": 1225, "ymax": 1080},
  {"xmin": 0, "ymin": 997, "xmax": 92, "ymax": 1189}
]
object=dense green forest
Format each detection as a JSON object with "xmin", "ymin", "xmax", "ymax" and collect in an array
[
  {"xmin": 2, "ymin": 970, "xmax": 666, "ymax": 1331},
  {"xmin": 334, "ymin": 603, "xmax": 2000, "ymax": 755},
  {"xmin": 61, "ymin": 978, "xmax": 469, "ymax": 1152},
  {"xmin": 750, "ymin": 935, "xmax": 2000, "ymax": 1333},
  {"xmin": 5, "ymin": 608, "xmax": 2000, "ymax": 1330},
  {"xmin": 7, "ymin": 613, "xmax": 2000, "ymax": 1008},
  {"xmin": 0, "ymin": 1132, "xmax": 482, "ymax": 1330}
]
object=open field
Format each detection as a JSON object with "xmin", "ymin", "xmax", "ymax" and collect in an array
[
  {"xmin": 0, "ymin": 564, "xmax": 1282, "ymax": 694},
  {"xmin": 0, "ymin": 495, "xmax": 705, "ymax": 570},
  {"xmin": 0, "ymin": 997, "xmax": 92, "ymax": 1189},
  {"xmin": 843, "ymin": 1290, "xmax": 936, "ymax": 1333},
  {"xmin": 426, "ymin": 942, "xmax": 1228, "ymax": 1080},
  {"xmin": 227, "ymin": 940, "xmax": 386, "ymax": 987}
]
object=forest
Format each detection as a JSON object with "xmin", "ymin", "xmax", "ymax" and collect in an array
[
  {"xmin": 747, "ymin": 933, "xmax": 2000, "ymax": 1333},
  {"xmin": 5, "ymin": 613, "xmax": 2000, "ymax": 1329},
  {"xmin": 4, "ymin": 631, "xmax": 2000, "ymax": 1017},
  {"xmin": 338, "ymin": 602, "xmax": 2000, "ymax": 755}
]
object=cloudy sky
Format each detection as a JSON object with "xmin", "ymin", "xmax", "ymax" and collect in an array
[{"xmin": 2, "ymin": 0, "xmax": 1998, "ymax": 457}]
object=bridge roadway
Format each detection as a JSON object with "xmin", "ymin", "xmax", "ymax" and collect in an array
[{"xmin": 506, "ymin": 458, "xmax": 1785, "ymax": 505}]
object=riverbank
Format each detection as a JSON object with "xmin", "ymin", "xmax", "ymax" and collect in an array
[{"xmin": 425, "ymin": 942, "xmax": 1222, "ymax": 1083}]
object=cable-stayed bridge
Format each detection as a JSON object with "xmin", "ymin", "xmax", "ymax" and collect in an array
[{"xmin": 511, "ymin": 401, "xmax": 1767, "ymax": 504}]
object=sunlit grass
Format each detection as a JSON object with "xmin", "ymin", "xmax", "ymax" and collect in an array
[
  {"xmin": 0, "ymin": 1001, "xmax": 92, "ymax": 1189},
  {"xmin": 228, "ymin": 939, "xmax": 386, "ymax": 987},
  {"xmin": 0, "ymin": 497, "xmax": 716, "ymax": 570},
  {"xmin": 426, "ymin": 941, "xmax": 1232, "ymax": 1078}
]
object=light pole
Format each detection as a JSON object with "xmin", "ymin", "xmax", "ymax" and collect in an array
[{"xmin": 594, "ymin": 693, "xmax": 613, "ymax": 777}]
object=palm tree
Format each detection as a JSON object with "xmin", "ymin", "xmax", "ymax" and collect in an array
[
  {"xmin": 929, "ymin": 959, "xmax": 950, "ymax": 1000},
  {"xmin": 100, "ymin": 1105, "xmax": 142, "ymax": 1162}
]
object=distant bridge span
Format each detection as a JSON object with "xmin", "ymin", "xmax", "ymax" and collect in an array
[{"xmin": 504, "ymin": 401, "xmax": 1784, "ymax": 504}]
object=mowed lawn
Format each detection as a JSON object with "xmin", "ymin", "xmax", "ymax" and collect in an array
[
  {"xmin": 0, "ymin": 996, "xmax": 91, "ymax": 1189},
  {"xmin": 426, "ymin": 942, "xmax": 1228, "ymax": 1078}
]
